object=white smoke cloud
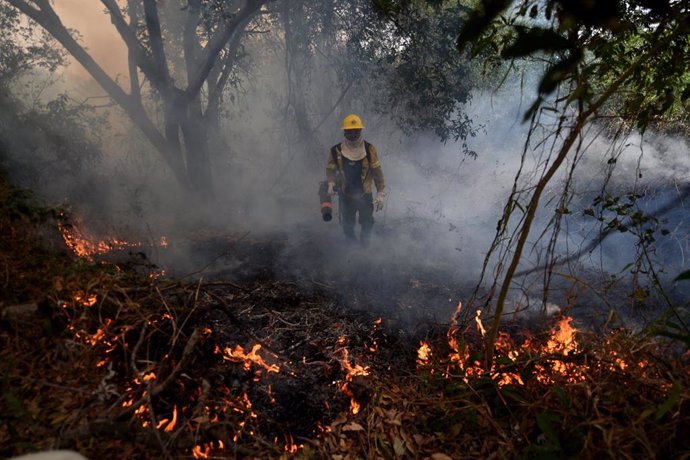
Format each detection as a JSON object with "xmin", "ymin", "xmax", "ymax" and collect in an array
[{"xmin": 9, "ymin": 4, "xmax": 689, "ymax": 326}]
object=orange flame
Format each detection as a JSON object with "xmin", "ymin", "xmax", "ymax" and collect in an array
[
  {"xmin": 192, "ymin": 444, "xmax": 210, "ymax": 459},
  {"xmin": 545, "ymin": 317, "xmax": 578, "ymax": 355},
  {"xmin": 283, "ymin": 433, "xmax": 301, "ymax": 454},
  {"xmin": 368, "ymin": 317, "xmax": 382, "ymax": 352},
  {"xmin": 417, "ymin": 341, "xmax": 431, "ymax": 366},
  {"xmin": 223, "ymin": 344, "xmax": 280, "ymax": 373},
  {"xmin": 439, "ymin": 309, "xmax": 591, "ymax": 386},
  {"xmin": 339, "ymin": 347, "xmax": 370, "ymax": 379},
  {"xmin": 58, "ymin": 217, "xmax": 169, "ymax": 260},
  {"xmin": 336, "ymin": 336, "xmax": 370, "ymax": 414},
  {"xmin": 163, "ymin": 405, "xmax": 178, "ymax": 432},
  {"xmin": 73, "ymin": 291, "xmax": 97, "ymax": 307},
  {"xmin": 539, "ymin": 316, "xmax": 582, "ymax": 381},
  {"xmin": 341, "ymin": 382, "xmax": 361, "ymax": 414},
  {"xmin": 192, "ymin": 439, "xmax": 226, "ymax": 458}
]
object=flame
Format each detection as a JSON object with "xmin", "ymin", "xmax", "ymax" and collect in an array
[
  {"xmin": 341, "ymin": 382, "xmax": 361, "ymax": 414},
  {"xmin": 475, "ymin": 310, "xmax": 486, "ymax": 337},
  {"xmin": 87, "ymin": 328, "xmax": 106, "ymax": 346},
  {"xmin": 191, "ymin": 439, "xmax": 225, "ymax": 459},
  {"xmin": 447, "ymin": 303, "xmax": 472, "ymax": 377},
  {"xmin": 73, "ymin": 291, "xmax": 97, "ymax": 307},
  {"xmin": 417, "ymin": 341, "xmax": 431, "ymax": 366},
  {"xmin": 450, "ymin": 302, "xmax": 462, "ymax": 330},
  {"xmin": 350, "ymin": 399, "xmax": 361, "ymax": 415},
  {"xmin": 339, "ymin": 347, "xmax": 370, "ymax": 379},
  {"xmin": 223, "ymin": 344, "xmax": 280, "ymax": 373},
  {"xmin": 368, "ymin": 317, "xmax": 382, "ymax": 352},
  {"xmin": 283, "ymin": 434, "xmax": 301, "ymax": 454},
  {"xmin": 192, "ymin": 444, "xmax": 210, "ymax": 459},
  {"xmin": 545, "ymin": 317, "xmax": 578, "ymax": 355},
  {"xmin": 438, "ymin": 308, "xmax": 592, "ymax": 386},
  {"xmin": 58, "ymin": 216, "xmax": 169, "ymax": 260},
  {"xmin": 336, "ymin": 336, "xmax": 370, "ymax": 414},
  {"xmin": 163, "ymin": 405, "xmax": 178, "ymax": 432},
  {"xmin": 539, "ymin": 316, "xmax": 582, "ymax": 381}
]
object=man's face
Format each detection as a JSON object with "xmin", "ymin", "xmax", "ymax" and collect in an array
[{"xmin": 344, "ymin": 129, "xmax": 362, "ymax": 142}]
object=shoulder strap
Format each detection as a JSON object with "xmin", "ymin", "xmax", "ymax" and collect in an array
[
  {"xmin": 364, "ymin": 141, "xmax": 372, "ymax": 163},
  {"xmin": 330, "ymin": 144, "xmax": 340, "ymax": 164}
]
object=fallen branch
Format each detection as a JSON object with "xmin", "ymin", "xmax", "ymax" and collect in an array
[{"xmin": 116, "ymin": 327, "xmax": 201, "ymax": 421}]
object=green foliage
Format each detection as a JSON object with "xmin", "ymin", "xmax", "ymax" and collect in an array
[
  {"xmin": 0, "ymin": 3, "xmax": 103, "ymax": 191},
  {"xmin": 0, "ymin": 89, "xmax": 103, "ymax": 190},
  {"xmin": 0, "ymin": 2, "xmax": 64, "ymax": 85},
  {"xmin": 334, "ymin": 0, "xmax": 481, "ymax": 143},
  {"xmin": 584, "ymin": 192, "xmax": 666, "ymax": 246},
  {"xmin": 453, "ymin": 0, "xmax": 690, "ymax": 131}
]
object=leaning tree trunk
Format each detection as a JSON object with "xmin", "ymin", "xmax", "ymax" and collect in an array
[{"xmin": 7, "ymin": 0, "xmax": 264, "ymax": 196}]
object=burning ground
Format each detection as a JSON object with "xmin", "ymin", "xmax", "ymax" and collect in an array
[{"xmin": 1, "ymin": 182, "xmax": 690, "ymax": 459}]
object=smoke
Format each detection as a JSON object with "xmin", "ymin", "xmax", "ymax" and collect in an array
[
  {"xmin": 52, "ymin": 0, "xmax": 129, "ymax": 89},
  {"xmin": 5, "ymin": 3, "xmax": 689, "ymax": 328}
]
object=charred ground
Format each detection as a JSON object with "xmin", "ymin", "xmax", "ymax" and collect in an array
[{"xmin": 1, "ymin": 176, "xmax": 690, "ymax": 459}]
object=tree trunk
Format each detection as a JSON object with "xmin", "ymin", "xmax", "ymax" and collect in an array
[
  {"xmin": 7, "ymin": 0, "xmax": 264, "ymax": 195},
  {"xmin": 282, "ymin": 0, "xmax": 324, "ymax": 164}
]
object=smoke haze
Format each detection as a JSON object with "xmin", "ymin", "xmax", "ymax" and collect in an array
[{"xmin": 7, "ymin": 3, "xmax": 689, "ymax": 329}]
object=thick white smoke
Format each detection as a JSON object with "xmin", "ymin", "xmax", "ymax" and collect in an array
[{"xmin": 7, "ymin": 3, "xmax": 688, "ymax": 327}]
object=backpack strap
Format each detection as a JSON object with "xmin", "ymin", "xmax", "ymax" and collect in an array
[
  {"xmin": 330, "ymin": 144, "xmax": 341, "ymax": 165},
  {"xmin": 364, "ymin": 141, "xmax": 372, "ymax": 164}
]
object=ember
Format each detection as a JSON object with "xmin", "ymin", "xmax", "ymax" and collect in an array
[
  {"xmin": 73, "ymin": 290, "xmax": 97, "ymax": 307},
  {"xmin": 58, "ymin": 215, "xmax": 168, "ymax": 261}
]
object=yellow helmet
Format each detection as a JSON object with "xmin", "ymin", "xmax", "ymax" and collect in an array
[{"xmin": 342, "ymin": 114, "xmax": 364, "ymax": 130}]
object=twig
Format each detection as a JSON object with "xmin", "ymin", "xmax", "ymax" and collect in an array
[
  {"xmin": 116, "ymin": 327, "xmax": 201, "ymax": 421},
  {"xmin": 198, "ymin": 281, "xmax": 253, "ymax": 293}
]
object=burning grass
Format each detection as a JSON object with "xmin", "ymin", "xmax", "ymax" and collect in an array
[{"xmin": 1, "ymin": 184, "xmax": 689, "ymax": 458}]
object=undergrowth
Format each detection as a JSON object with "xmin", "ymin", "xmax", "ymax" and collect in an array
[{"xmin": 1, "ymin": 175, "xmax": 689, "ymax": 459}]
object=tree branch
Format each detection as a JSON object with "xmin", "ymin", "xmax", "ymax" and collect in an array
[
  {"xmin": 125, "ymin": 0, "xmax": 141, "ymax": 102},
  {"xmin": 6, "ymin": 0, "xmax": 188, "ymax": 186},
  {"xmin": 515, "ymin": 183, "xmax": 690, "ymax": 277},
  {"xmin": 143, "ymin": 0, "xmax": 172, "ymax": 90},
  {"xmin": 185, "ymin": 0, "xmax": 263, "ymax": 101},
  {"xmin": 485, "ymin": 25, "xmax": 681, "ymax": 368},
  {"xmin": 206, "ymin": 27, "xmax": 245, "ymax": 120},
  {"xmin": 100, "ymin": 0, "xmax": 159, "ymax": 94}
]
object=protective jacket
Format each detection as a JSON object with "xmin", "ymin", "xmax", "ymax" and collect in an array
[{"xmin": 326, "ymin": 141, "xmax": 385, "ymax": 196}]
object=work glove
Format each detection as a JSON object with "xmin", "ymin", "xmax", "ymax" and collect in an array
[
  {"xmin": 327, "ymin": 182, "xmax": 335, "ymax": 196},
  {"xmin": 374, "ymin": 191, "xmax": 386, "ymax": 212}
]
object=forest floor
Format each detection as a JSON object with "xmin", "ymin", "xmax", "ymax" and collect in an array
[{"xmin": 1, "ymin": 174, "xmax": 690, "ymax": 459}]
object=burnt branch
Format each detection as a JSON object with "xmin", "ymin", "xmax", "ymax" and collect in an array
[{"xmin": 116, "ymin": 327, "xmax": 201, "ymax": 422}]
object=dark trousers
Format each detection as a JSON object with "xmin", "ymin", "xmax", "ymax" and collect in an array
[{"xmin": 340, "ymin": 193, "xmax": 374, "ymax": 245}]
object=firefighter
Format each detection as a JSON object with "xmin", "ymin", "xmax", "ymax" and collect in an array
[{"xmin": 326, "ymin": 114, "xmax": 386, "ymax": 246}]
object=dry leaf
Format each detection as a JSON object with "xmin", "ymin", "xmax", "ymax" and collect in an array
[
  {"xmin": 342, "ymin": 421, "xmax": 365, "ymax": 432},
  {"xmin": 431, "ymin": 454, "xmax": 453, "ymax": 460}
]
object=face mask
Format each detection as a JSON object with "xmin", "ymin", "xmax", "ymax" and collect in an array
[{"xmin": 344, "ymin": 129, "xmax": 362, "ymax": 142}]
